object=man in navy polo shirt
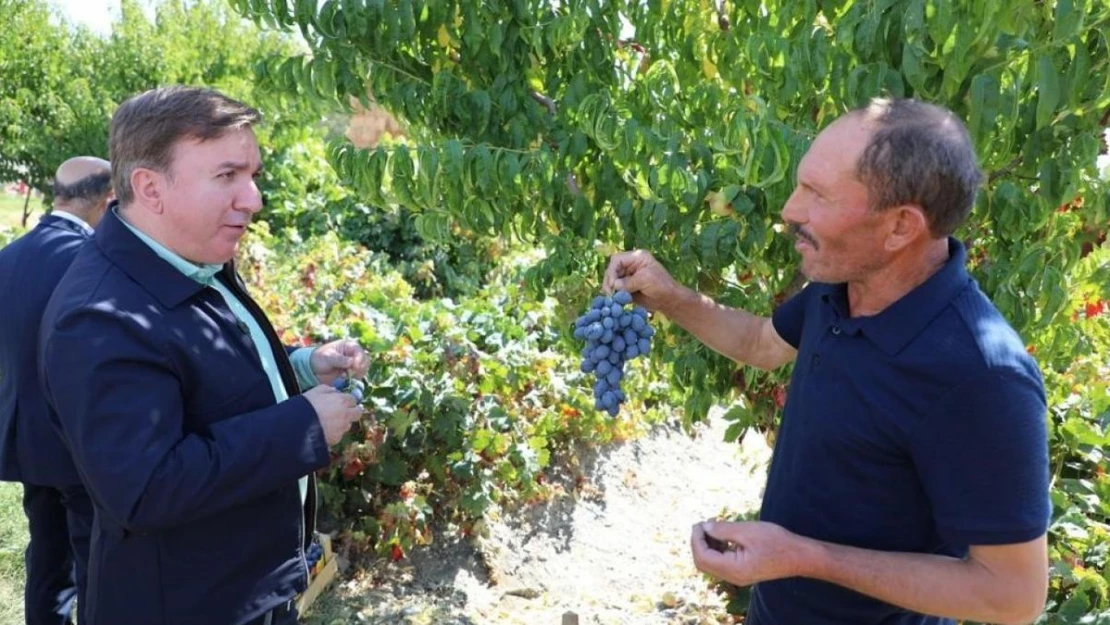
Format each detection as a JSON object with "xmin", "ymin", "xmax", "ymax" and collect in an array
[{"xmin": 604, "ymin": 98, "xmax": 1049, "ymax": 625}]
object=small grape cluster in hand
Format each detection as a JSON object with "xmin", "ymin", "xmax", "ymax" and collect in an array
[
  {"xmin": 573, "ymin": 290, "xmax": 655, "ymax": 416},
  {"xmin": 332, "ymin": 376, "xmax": 364, "ymax": 402},
  {"xmin": 305, "ymin": 540, "xmax": 325, "ymax": 571}
]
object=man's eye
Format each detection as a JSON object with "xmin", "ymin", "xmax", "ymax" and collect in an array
[{"xmin": 219, "ymin": 171, "xmax": 235, "ymax": 179}]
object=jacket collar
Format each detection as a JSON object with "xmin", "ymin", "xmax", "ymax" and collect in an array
[
  {"xmin": 39, "ymin": 212, "xmax": 93, "ymax": 238},
  {"xmin": 93, "ymin": 203, "xmax": 218, "ymax": 309}
]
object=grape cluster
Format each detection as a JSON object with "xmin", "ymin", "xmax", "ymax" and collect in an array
[
  {"xmin": 573, "ymin": 290, "xmax": 655, "ymax": 416},
  {"xmin": 332, "ymin": 375, "xmax": 364, "ymax": 402},
  {"xmin": 305, "ymin": 540, "xmax": 326, "ymax": 573}
]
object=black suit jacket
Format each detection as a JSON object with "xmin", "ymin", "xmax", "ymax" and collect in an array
[
  {"xmin": 0, "ymin": 213, "xmax": 90, "ymax": 486},
  {"xmin": 39, "ymin": 208, "xmax": 329, "ymax": 625}
]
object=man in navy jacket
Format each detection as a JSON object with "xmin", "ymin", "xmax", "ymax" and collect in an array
[
  {"xmin": 38, "ymin": 86, "xmax": 367, "ymax": 625},
  {"xmin": 0, "ymin": 157, "xmax": 112, "ymax": 625}
]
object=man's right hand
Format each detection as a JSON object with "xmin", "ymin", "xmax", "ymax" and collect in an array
[
  {"xmin": 602, "ymin": 250, "xmax": 688, "ymax": 314},
  {"xmin": 302, "ymin": 385, "xmax": 362, "ymax": 445}
]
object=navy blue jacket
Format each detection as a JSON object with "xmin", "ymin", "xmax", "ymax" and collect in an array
[
  {"xmin": 0, "ymin": 214, "xmax": 89, "ymax": 486},
  {"xmin": 38, "ymin": 209, "xmax": 330, "ymax": 625}
]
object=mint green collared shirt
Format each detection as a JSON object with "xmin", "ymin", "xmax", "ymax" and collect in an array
[{"xmin": 119, "ymin": 214, "xmax": 316, "ymax": 505}]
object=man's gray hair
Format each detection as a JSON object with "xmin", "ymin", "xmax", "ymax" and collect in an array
[{"xmin": 854, "ymin": 98, "xmax": 984, "ymax": 237}]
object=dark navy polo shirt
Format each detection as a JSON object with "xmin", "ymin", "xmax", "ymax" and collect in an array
[{"xmin": 751, "ymin": 238, "xmax": 1050, "ymax": 625}]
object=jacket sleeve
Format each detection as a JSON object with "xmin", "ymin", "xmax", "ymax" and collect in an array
[{"xmin": 41, "ymin": 305, "xmax": 331, "ymax": 533}]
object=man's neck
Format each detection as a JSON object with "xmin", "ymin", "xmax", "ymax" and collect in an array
[
  {"xmin": 51, "ymin": 207, "xmax": 93, "ymax": 230},
  {"xmin": 846, "ymin": 239, "xmax": 951, "ymax": 317}
]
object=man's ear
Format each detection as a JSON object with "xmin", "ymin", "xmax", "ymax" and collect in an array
[
  {"xmin": 131, "ymin": 168, "xmax": 166, "ymax": 214},
  {"xmin": 884, "ymin": 204, "xmax": 930, "ymax": 252}
]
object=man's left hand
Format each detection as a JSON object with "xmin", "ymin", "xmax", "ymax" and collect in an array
[
  {"xmin": 310, "ymin": 339, "xmax": 369, "ymax": 385},
  {"xmin": 690, "ymin": 520, "xmax": 814, "ymax": 586}
]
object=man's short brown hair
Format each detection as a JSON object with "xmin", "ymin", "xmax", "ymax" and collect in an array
[{"xmin": 109, "ymin": 86, "xmax": 261, "ymax": 206}]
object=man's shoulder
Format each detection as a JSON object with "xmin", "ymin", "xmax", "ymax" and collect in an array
[
  {"xmin": 932, "ymin": 281, "xmax": 1041, "ymax": 382},
  {"xmin": 46, "ymin": 243, "xmax": 153, "ymax": 327}
]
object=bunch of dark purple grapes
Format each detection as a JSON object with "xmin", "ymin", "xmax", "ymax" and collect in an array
[
  {"xmin": 573, "ymin": 290, "xmax": 655, "ymax": 416},
  {"xmin": 332, "ymin": 376, "xmax": 364, "ymax": 402},
  {"xmin": 305, "ymin": 540, "xmax": 325, "ymax": 570}
]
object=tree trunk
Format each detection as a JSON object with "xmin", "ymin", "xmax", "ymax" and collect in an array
[{"xmin": 21, "ymin": 182, "xmax": 32, "ymax": 229}]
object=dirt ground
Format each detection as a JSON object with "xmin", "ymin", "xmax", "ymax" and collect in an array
[{"xmin": 302, "ymin": 410, "xmax": 772, "ymax": 625}]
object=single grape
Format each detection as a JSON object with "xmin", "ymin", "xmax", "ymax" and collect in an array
[{"xmin": 606, "ymin": 368, "xmax": 622, "ymax": 386}]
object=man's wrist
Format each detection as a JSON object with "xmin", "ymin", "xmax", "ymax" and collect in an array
[
  {"xmin": 659, "ymin": 283, "xmax": 701, "ymax": 320},
  {"xmin": 790, "ymin": 533, "xmax": 832, "ymax": 580},
  {"xmin": 290, "ymin": 346, "xmax": 320, "ymax": 389}
]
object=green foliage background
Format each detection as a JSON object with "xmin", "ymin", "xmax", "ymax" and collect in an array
[
  {"xmin": 1, "ymin": 0, "xmax": 1109, "ymax": 621},
  {"xmin": 235, "ymin": 0, "xmax": 1110, "ymax": 619}
]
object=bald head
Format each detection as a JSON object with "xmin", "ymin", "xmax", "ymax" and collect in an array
[{"xmin": 53, "ymin": 156, "xmax": 113, "ymax": 227}]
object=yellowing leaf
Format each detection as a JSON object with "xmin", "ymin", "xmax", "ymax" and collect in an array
[
  {"xmin": 437, "ymin": 24, "xmax": 450, "ymax": 47},
  {"xmin": 702, "ymin": 57, "xmax": 718, "ymax": 80}
]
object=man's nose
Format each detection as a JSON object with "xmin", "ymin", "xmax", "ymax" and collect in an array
[
  {"xmin": 239, "ymin": 179, "xmax": 263, "ymax": 214},
  {"xmin": 781, "ymin": 188, "xmax": 806, "ymax": 225}
]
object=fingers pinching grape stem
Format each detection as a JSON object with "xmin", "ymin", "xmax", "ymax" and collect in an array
[
  {"xmin": 332, "ymin": 375, "xmax": 365, "ymax": 402},
  {"xmin": 572, "ymin": 290, "xmax": 655, "ymax": 416}
]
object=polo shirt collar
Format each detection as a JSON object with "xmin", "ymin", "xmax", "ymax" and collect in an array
[{"xmin": 820, "ymin": 237, "xmax": 972, "ymax": 356}]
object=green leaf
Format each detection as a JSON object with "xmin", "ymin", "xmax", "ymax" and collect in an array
[
  {"xmin": 968, "ymin": 73, "xmax": 1000, "ymax": 150},
  {"xmin": 489, "ymin": 23, "xmax": 504, "ymax": 57},
  {"xmin": 1052, "ymin": 0, "xmax": 1082, "ymax": 43},
  {"xmin": 1035, "ymin": 54, "xmax": 1060, "ymax": 130}
]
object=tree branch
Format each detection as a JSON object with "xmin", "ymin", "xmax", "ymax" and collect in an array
[
  {"xmin": 565, "ymin": 172, "xmax": 579, "ymax": 195},
  {"xmin": 987, "ymin": 155, "xmax": 1023, "ymax": 184},
  {"xmin": 530, "ymin": 90, "xmax": 557, "ymax": 116}
]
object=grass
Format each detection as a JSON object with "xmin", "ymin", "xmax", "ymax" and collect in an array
[
  {"xmin": 0, "ymin": 481, "xmax": 27, "ymax": 625},
  {"xmin": 0, "ymin": 192, "xmax": 40, "ymax": 231}
]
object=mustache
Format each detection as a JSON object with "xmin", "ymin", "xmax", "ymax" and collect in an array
[{"xmin": 787, "ymin": 223, "xmax": 818, "ymax": 249}]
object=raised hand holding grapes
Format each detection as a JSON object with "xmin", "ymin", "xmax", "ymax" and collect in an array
[{"xmin": 602, "ymin": 250, "xmax": 684, "ymax": 314}]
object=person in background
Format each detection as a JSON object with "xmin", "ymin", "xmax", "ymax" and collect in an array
[{"xmin": 0, "ymin": 156, "xmax": 112, "ymax": 625}]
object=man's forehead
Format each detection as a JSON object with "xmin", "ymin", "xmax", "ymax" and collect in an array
[
  {"xmin": 800, "ymin": 116, "xmax": 872, "ymax": 180},
  {"xmin": 173, "ymin": 129, "xmax": 261, "ymax": 162}
]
